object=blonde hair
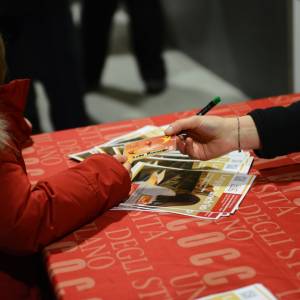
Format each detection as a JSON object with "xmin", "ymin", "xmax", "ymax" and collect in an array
[{"xmin": 0, "ymin": 34, "xmax": 9, "ymax": 149}]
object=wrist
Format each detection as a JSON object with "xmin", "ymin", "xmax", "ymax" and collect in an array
[
  {"xmin": 239, "ymin": 115, "xmax": 261, "ymax": 150},
  {"xmin": 225, "ymin": 116, "xmax": 260, "ymax": 152}
]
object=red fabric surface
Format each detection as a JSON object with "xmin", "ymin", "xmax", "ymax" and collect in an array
[{"xmin": 22, "ymin": 94, "xmax": 300, "ymax": 299}]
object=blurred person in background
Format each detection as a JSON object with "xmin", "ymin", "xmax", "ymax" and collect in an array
[
  {"xmin": 0, "ymin": 0, "xmax": 92, "ymax": 133},
  {"xmin": 81, "ymin": 0, "xmax": 167, "ymax": 95}
]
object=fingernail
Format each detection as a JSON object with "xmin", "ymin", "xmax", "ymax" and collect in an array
[{"xmin": 165, "ymin": 125, "xmax": 173, "ymax": 134}]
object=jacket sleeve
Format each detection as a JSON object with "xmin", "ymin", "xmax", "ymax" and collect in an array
[
  {"xmin": 0, "ymin": 150, "xmax": 131, "ymax": 255},
  {"xmin": 248, "ymin": 100, "xmax": 300, "ymax": 158}
]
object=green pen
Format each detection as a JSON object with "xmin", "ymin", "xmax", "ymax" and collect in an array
[{"xmin": 196, "ymin": 96, "xmax": 221, "ymax": 115}]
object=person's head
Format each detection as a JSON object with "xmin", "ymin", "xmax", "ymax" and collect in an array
[{"xmin": 0, "ymin": 34, "xmax": 6, "ymax": 84}]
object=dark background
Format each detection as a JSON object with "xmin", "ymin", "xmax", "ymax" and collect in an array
[{"xmin": 163, "ymin": 0, "xmax": 290, "ymax": 98}]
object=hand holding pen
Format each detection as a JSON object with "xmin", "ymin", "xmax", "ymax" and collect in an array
[
  {"xmin": 179, "ymin": 96, "xmax": 221, "ymax": 138},
  {"xmin": 164, "ymin": 96, "xmax": 246, "ymax": 160}
]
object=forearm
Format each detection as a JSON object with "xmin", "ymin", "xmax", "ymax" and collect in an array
[
  {"xmin": 0, "ymin": 153, "xmax": 131, "ymax": 255},
  {"xmin": 239, "ymin": 115, "xmax": 261, "ymax": 151}
]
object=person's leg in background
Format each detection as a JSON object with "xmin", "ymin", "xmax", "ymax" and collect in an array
[
  {"xmin": 81, "ymin": 0, "xmax": 119, "ymax": 91},
  {"xmin": 125, "ymin": 0, "xmax": 167, "ymax": 94},
  {"xmin": 35, "ymin": 4, "xmax": 91, "ymax": 130},
  {"xmin": 0, "ymin": 3, "xmax": 92, "ymax": 132}
]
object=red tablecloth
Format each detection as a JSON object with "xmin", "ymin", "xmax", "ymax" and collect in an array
[{"xmin": 24, "ymin": 94, "xmax": 300, "ymax": 300}]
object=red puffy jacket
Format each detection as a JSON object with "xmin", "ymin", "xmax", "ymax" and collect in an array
[{"xmin": 0, "ymin": 80, "xmax": 131, "ymax": 299}]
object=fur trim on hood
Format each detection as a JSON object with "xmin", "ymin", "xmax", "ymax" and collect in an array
[{"xmin": 0, "ymin": 113, "xmax": 8, "ymax": 150}]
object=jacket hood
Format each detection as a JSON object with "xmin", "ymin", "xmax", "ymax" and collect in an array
[{"xmin": 0, "ymin": 79, "xmax": 32, "ymax": 149}]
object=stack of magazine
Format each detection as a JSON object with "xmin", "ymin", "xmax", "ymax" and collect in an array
[{"xmin": 69, "ymin": 125, "xmax": 256, "ymax": 220}]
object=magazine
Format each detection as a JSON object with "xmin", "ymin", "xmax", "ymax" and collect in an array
[
  {"xmin": 69, "ymin": 125, "xmax": 256, "ymax": 219},
  {"xmin": 120, "ymin": 163, "xmax": 255, "ymax": 219}
]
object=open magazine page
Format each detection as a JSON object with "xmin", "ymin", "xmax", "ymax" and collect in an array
[
  {"xmin": 69, "ymin": 144, "xmax": 124, "ymax": 161},
  {"xmin": 69, "ymin": 125, "xmax": 163, "ymax": 161},
  {"xmin": 132, "ymin": 150, "xmax": 253, "ymax": 174},
  {"xmin": 101, "ymin": 125, "xmax": 165, "ymax": 146},
  {"xmin": 68, "ymin": 125, "xmax": 253, "ymax": 175},
  {"xmin": 121, "ymin": 163, "xmax": 255, "ymax": 219},
  {"xmin": 68, "ymin": 147, "xmax": 101, "ymax": 162},
  {"xmin": 95, "ymin": 145, "xmax": 123, "ymax": 155}
]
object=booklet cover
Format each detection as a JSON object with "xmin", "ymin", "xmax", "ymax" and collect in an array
[{"xmin": 121, "ymin": 163, "xmax": 255, "ymax": 219}]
